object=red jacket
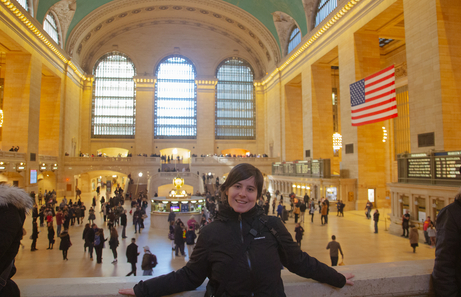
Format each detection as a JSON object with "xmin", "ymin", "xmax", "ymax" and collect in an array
[{"xmin": 56, "ymin": 212, "xmax": 63, "ymax": 225}]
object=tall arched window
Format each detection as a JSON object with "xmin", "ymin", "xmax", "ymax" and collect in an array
[
  {"xmin": 92, "ymin": 52, "xmax": 136, "ymax": 138},
  {"xmin": 154, "ymin": 56, "xmax": 197, "ymax": 139},
  {"xmin": 44, "ymin": 12, "xmax": 60, "ymax": 45},
  {"xmin": 315, "ymin": 0, "xmax": 338, "ymax": 27},
  {"xmin": 287, "ymin": 27, "xmax": 301, "ymax": 54},
  {"xmin": 215, "ymin": 58, "xmax": 255, "ymax": 139}
]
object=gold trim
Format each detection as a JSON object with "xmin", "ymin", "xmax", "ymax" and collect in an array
[
  {"xmin": 261, "ymin": 0, "xmax": 361, "ymax": 86},
  {"xmin": 1, "ymin": 0, "xmax": 87, "ymax": 81}
]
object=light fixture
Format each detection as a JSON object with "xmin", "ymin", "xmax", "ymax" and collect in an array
[
  {"xmin": 414, "ymin": 200, "xmax": 419, "ymax": 206},
  {"xmin": 138, "ymin": 172, "xmax": 143, "ymax": 177},
  {"xmin": 399, "ymin": 198, "xmax": 403, "ymax": 203},
  {"xmin": 297, "ymin": 185, "xmax": 301, "ymax": 188},
  {"xmin": 292, "ymin": 184, "xmax": 296, "ymax": 188},
  {"xmin": 112, "ymin": 175, "xmax": 117, "ymax": 178},
  {"xmin": 333, "ymin": 133, "xmax": 342, "ymax": 150},
  {"xmin": 432, "ymin": 203, "xmax": 437, "ymax": 208},
  {"xmin": 172, "ymin": 148, "xmax": 178, "ymax": 154},
  {"xmin": 0, "ymin": 110, "xmax": 3, "ymax": 127},
  {"xmin": 301, "ymin": 186, "xmax": 305, "ymax": 189},
  {"xmin": 382, "ymin": 127, "xmax": 388, "ymax": 142}
]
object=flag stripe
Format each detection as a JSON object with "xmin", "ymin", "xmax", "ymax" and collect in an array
[
  {"xmin": 349, "ymin": 65, "xmax": 397, "ymax": 126},
  {"xmin": 365, "ymin": 65, "xmax": 395, "ymax": 82},
  {"xmin": 352, "ymin": 112, "xmax": 398, "ymax": 126},
  {"xmin": 352, "ymin": 104, "xmax": 397, "ymax": 119},
  {"xmin": 351, "ymin": 92, "xmax": 396, "ymax": 112}
]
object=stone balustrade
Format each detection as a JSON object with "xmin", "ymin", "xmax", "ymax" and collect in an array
[{"xmin": 16, "ymin": 259, "xmax": 434, "ymax": 297}]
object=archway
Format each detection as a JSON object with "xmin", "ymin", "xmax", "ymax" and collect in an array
[
  {"xmin": 221, "ymin": 148, "xmax": 250, "ymax": 157},
  {"xmin": 160, "ymin": 148, "xmax": 191, "ymax": 163}
]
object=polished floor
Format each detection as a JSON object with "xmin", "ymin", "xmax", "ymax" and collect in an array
[{"xmin": 14, "ymin": 192, "xmax": 435, "ymax": 279}]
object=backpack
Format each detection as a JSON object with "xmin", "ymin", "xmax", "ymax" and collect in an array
[
  {"xmin": 94, "ymin": 234, "xmax": 101, "ymax": 246},
  {"xmin": 151, "ymin": 254, "xmax": 158, "ymax": 268}
]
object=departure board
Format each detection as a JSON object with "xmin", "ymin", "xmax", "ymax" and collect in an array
[
  {"xmin": 407, "ymin": 158, "xmax": 431, "ymax": 178},
  {"xmin": 435, "ymin": 153, "xmax": 461, "ymax": 179}
]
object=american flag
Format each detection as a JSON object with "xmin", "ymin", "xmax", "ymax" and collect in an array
[{"xmin": 350, "ymin": 65, "xmax": 398, "ymax": 126}]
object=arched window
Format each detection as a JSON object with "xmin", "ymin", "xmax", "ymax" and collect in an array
[
  {"xmin": 154, "ymin": 56, "xmax": 197, "ymax": 139},
  {"xmin": 92, "ymin": 52, "xmax": 136, "ymax": 138},
  {"xmin": 287, "ymin": 27, "xmax": 301, "ymax": 54},
  {"xmin": 44, "ymin": 12, "xmax": 60, "ymax": 45},
  {"xmin": 17, "ymin": 0, "xmax": 32, "ymax": 15},
  {"xmin": 215, "ymin": 58, "xmax": 255, "ymax": 139},
  {"xmin": 315, "ymin": 0, "xmax": 338, "ymax": 27}
]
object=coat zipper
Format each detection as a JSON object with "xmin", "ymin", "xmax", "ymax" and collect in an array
[{"xmin": 238, "ymin": 215, "xmax": 252, "ymax": 271}]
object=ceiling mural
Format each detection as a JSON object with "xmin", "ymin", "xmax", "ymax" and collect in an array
[{"xmin": 36, "ymin": 0, "xmax": 307, "ymax": 49}]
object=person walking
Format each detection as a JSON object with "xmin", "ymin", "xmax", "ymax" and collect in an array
[
  {"xmin": 141, "ymin": 246, "xmax": 157, "ymax": 276},
  {"xmin": 321, "ymin": 201, "xmax": 328, "ymax": 225},
  {"xmin": 293, "ymin": 203, "xmax": 301, "ymax": 224},
  {"xmin": 185, "ymin": 225, "xmax": 197, "ymax": 257},
  {"xmin": 373, "ymin": 209, "xmax": 380, "ymax": 233},
  {"xmin": 59, "ymin": 229, "xmax": 71, "ymax": 260},
  {"xmin": 276, "ymin": 202, "xmax": 283, "ymax": 219},
  {"xmin": 427, "ymin": 224, "xmax": 436, "ymax": 248},
  {"xmin": 409, "ymin": 225, "xmax": 419, "ymax": 253},
  {"xmin": 174, "ymin": 221, "xmax": 186, "ymax": 257},
  {"xmin": 309, "ymin": 200, "xmax": 316, "ymax": 223},
  {"xmin": 85, "ymin": 224, "xmax": 96, "ymax": 260},
  {"xmin": 126, "ymin": 238, "xmax": 140, "ymax": 276},
  {"xmin": 121, "ymin": 210, "xmax": 127, "ymax": 238},
  {"xmin": 326, "ymin": 235, "xmax": 344, "ymax": 266},
  {"xmin": 109, "ymin": 227, "xmax": 119, "ymax": 264},
  {"xmin": 299, "ymin": 202, "xmax": 307, "ymax": 223},
  {"xmin": 94, "ymin": 228, "xmax": 106, "ymax": 263},
  {"xmin": 402, "ymin": 210, "xmax": 410, "ymax": 237},
  {"xmin": 423, "ymin": 216, "xmax": 433, "ymax": 245},
  {"xmin": 31, "ymin": 220, "xmax": 39, "ymax": 251},
  {"xmin": 88, "ymin": 207, "xmax": 96, "ymax": 225},
  {"xmin": 47, "ymin": 222, "xmax": 55, "ymax": 249},
  {"xmin": 365, "ymin": 200, "xmax": 373, "ymax": 219},
  {"xmin": 294, "ymin": 223, "xmax": 304, "ymax": 247},
  {"xmin": 56, "ymin": 209, "xmax": 63, "ymax": 237}
]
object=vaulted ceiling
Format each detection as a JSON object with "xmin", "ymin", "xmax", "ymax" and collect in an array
[{"xmin": 30, "ymin": 0, "xmax": 315, "ymax": 78}]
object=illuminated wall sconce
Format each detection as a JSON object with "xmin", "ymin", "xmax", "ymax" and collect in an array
[
  {"xmin": 414, "ymin": 200, "xmax": 419, "ymax": 206},
  {"xmin": 40, "ymin": 163, "xmax": 47, "ymax": 171},
  {"xmin": 0, "ymin": 110, "xmax": 3, "ymax": 127},
  {"xmin": 382, "ymin": 127, "xmax": 388, "ymax": 142},
  {"xmin": 52, "ymin": 163, "xmax": 58, "ymax": 171},
  {"xmin": 292, "ymin": 184, "xmax": 296, "ymax": 188},
  {"xmin": 399, "ymin": 198, "xmax": 403, "ymax": 203},
  {"xmin": 333, "ymin": 133, "xmax": 342, "ymax": 150},
  {"xmin": 297, "ymin": 185, "xmax": 300, "ymax": 188},
  {"xmin": 17, "ymin": 162, "xmax": 26, "ymax": 172},
  {"xmin": 432, "ymin": 203, "xmax": 437, "ymax": 208},
  {"xmin": 301, "ymin": 186, "xmax": 305, "ymax": 189}
]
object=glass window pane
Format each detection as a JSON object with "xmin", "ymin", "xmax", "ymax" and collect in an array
[
  {"xmin": 17, "ymin": 0, "xmax": 29, "ymax": 12},
  {"xmin": 287, "ymin": 27, "xmax": 301, "ymax": 54},
  {"xmin": 44, "ymin": 13, "xmax": 59, "ymax": 45},
  {"xmin": 315, "ymin": 0, "xmax": 338, "ymax": 27},
  {"xmin": 154, "ymin": 56, "xmax": 197, "ymax": 139},
  {"xmin": 215, "ymin": 58, "xmax": 255, "ymax": 140},
  {"xmin": 92, "ymin": 53, "xmax": 136, "ymax": 138}
]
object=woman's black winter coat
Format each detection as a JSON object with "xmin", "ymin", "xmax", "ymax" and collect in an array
[{"xmin": 133, "ymin": 204, "xmax": 346, "ymax": 297}]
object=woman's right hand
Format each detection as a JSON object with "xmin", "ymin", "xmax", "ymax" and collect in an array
[{"xmin": 118, "ymin": 288, "xmax": 135, "ymax": 295}]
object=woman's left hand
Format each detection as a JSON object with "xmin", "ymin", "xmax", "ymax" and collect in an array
[
  {"xmin": 341, "ymin": 272, "xmax": 355, "ymax": 285},
  {"xmin": 119, "ymin": 288, "xmax": 135, "ymax": 295}
]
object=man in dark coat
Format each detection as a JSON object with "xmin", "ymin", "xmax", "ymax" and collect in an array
[
  {"xmin": 432, "ymin": 190, "xmax": 461, "ymax": 296},
  {"xmin": 121, "ymin": 210, "xmax": 127, "ymax": 238},
  {"xmin": 126, "ymin": 238, "xmax": 139, "ymax": 276},
  {"xmin": 0, "ymin": 184, "xmax": 33, "ymax": 297}
]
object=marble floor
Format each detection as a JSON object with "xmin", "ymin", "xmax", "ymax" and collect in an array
[{"xmin": 14, "ymin": 192, "xmax": 435, "ymax": 279}]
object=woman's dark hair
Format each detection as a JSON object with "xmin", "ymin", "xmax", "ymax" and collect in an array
[{"xmin": 220, "ymin": 163, "xmax": 264, "ymax": 204}]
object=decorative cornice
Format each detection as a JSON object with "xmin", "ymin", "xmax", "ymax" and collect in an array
[
  {"xmin": 196, "ymin": 78, "xmax": 218, "ymax": 92},
  {"xmin": 80, "ymin": 18, "xmax": 265, "ymax": 78},
  {"xmin": 261, "ymin": 0, "xmax": 362, "ymax": 86},
  {"xmin": 66, "ymin": 0, "xmax": 281, "ymax": 65},
  {"xmin": 0, "ymin": 0, "xmax": 87, "ymax": 81}
]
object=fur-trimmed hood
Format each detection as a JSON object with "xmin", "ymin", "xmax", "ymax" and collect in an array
[{"xmin": 0, "ymin": 184, "xmax": 34, "ymax": 212}]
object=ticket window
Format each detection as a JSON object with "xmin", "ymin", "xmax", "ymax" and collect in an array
[
  {"xmin": 326, "ymin": 187, "xmax": 337, "ymax": 201},
  {"xmin": 433, "ymin": 200, "xmax": 445, "ymax": 219},
  {"xmin": 416, "ymin": 197, "xmax": 426, "ymax": 222},
  {"xmin": 151, "ymin": 200, "xmax": 170, "ymax": 212},
  {"xmin": 401, "ymin": 195, "xmax": 410, "ymax": 216}
]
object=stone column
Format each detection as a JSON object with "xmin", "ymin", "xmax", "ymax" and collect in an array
[
  {"xmin": 80, "ymin": 76, "xmax": 93, "ymax": 155},
  {"xmin": 134, "ymin": 76, "xmax": 155, "ymax": 156},
  {"xmin": 404, "ymin": 0, "xmax": 461, "ymax": 151},
  {"xmin": 195, "ymin": 78, "xmax": 217, "ymax": 154},
  {"xmin": 3, "ymin": 53, "xmax": 41, "ymax": 191},
  {"xmin": 311, "ymin": 64, "xmax": 334, "ymax": 160},
  {"xmin": 254, "ymin": 82, "xmax": 266, "ymax": 155}
]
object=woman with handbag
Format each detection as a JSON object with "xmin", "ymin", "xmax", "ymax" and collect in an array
[{"xmin": 120, "ymin": 163, "xmax": 354, "ymax": 296}]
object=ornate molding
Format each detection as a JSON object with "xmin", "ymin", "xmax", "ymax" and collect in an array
[
  {"xmin": 134, "ymin": 75, "xmax": 156, "ymax": 91},
  {"xmin": 51, "ymin": 0, "xmax": 76, "ymax": 47},
  {"xmin": 196, "ymin": 78, "xmax": 218, "ymax": 91},
  {"xmin": 66, "ymin": 0, "xmax": 280, "ymax": 64},
  {"xmin": 395, "ymin": 62, "xmax": 407, "ymax": 78}
]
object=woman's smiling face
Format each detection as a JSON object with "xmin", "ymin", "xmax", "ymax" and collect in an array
[{"xmin": 226, "ymin": 176, "xmax": 258, "ymax": 213}]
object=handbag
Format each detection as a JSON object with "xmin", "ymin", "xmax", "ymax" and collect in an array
[{"xmin": 168, "ymin": 233, "xmax": 174, "ymax": 240}]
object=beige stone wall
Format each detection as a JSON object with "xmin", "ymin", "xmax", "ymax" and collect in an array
[
  {"xmin": 284, "ymin": 81, "xmax": 303, "ymax": 161},
  {"xmin": 39, "ymin": 73, "xmax": 61, "ymax": 156}
]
